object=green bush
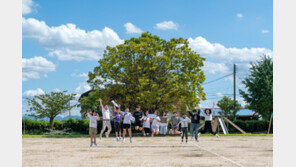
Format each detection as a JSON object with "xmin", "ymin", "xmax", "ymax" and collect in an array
[{"xmin": 227, "ymin": 120, "xmax": 271, "ymax": 133}]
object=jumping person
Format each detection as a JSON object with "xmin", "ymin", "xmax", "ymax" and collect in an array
[
  {"xmin": 99, "ymin": 98, "xmax": 112, "ymax": 140},
  {"xmin": 170, "ymin": 112, "xmax": 181, "ymax": 135},
  {"xmin": 186, "ymin": 105, "xmax": 201, "ymax": 142},
  {"xmin": 151, "ymin": 110, "xmax": 161, "ymax": 137},
  {"xmin": 159, "ymin": 111, "xmax": 168, "ymax": 135},
  {"xmin": 198, "ymin": 104, "xmax": 219, "ymax": 138},
  {"xmin": 133, "ymin": 106, "xmax": 144, "ymax": 134},
  {"xmin": 87, "ymin": 110, "xmax": 100, "ymax": 147},
  {"xmin": 143, "ymin": 111, "xmax": 152, "ymax": 136},
  {"xmin": 179, "ymin": 113, "xmax": 191, "ymax": 144},
  {"xmin": 113, "ymin": 103, "xmax": 123, "ymax": 142},
  {"xmin": 120, "ymin": 108, "xmax": 134, "ymax": 143}
]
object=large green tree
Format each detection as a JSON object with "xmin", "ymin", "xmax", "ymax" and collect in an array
[
  {"xmin": 26, "ymin": 91, "xmax": 77, "ymax": 131},
  {"xmin": 217, "ymin": 96, "xmax": 241, "ymax": 120},
  {"xmin": 87, "ymin": 32, "xmax": 206, "ymax": 112},
  {"xmin": 239, "ymin": 55, "xmax": 273, "ymax": 120}
]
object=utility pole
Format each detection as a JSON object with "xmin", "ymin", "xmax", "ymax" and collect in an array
[{"xmin": 233, "ymin": 64, "xmax": 236, "ymax": 102}]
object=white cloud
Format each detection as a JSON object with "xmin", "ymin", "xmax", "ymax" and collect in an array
[
  {"xmin": 23, "ymin": 88, "xmax": 45, "ymax": 97},
  {"xmin": 216, "ymin": 92, "xmax": 223, "ymax": 98},
  {"xmin": 188, "ymin": 36, "xmax": 273, "ymax": 62},
  {"xmin": 75, "ymin": 82, "xmax": 91, "ymax": 94},
  {"xmin": 155, "ymin": 21, "xmax": 178, "ymax": 30},
  {"xmin": 22, "ymin": 18, "xmax": 124, "ymax": 61},
  {"xmin": 22, "ymin": 56, "xmax": 56, "ymax": 81},
  {"xmin": 237, "ymin": 13, "xmax": 243, "ymax": 18},
  {"xmin": 203, "ymin": 62, "xmax": 230, "ymax": 74},
  {"xmin": 71, "ymin": 73, "xmax": 88, "ymax": 78},
  {"xmin": 261, "ymin": 29, "xmax": 270, "ymax": 34},
  {"xmin": 23, "ymin": 0, "xmax": 35, "ymax": 15},
  {"xmin": 124, "ymin": 22, "xmax": 143, "ymax": 34}
]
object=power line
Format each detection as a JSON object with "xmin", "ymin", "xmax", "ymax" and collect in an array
[{"xmin": 202, "ymin": 73, "xmax": 233, "ymax": 86}]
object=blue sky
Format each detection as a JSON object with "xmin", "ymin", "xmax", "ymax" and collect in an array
[{"xmin": 22, "ymin": 0, "xmax": 273, "ymax": 116}]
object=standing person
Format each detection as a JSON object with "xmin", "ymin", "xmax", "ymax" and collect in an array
[
  {"xmin": 120, "ymin": 108, "xmax": 134, "ymax": 143},
  {"xmin": 186, "ymin": 105, "xmax": 201, "ymax": 142},
  {"xmin": 170, "ymin": 112, "xmax": 181, "ymax": 135},
  {"xmin": 151, "ymin": 110, "xmax": 161, "ymax": 137},
  {"xmin": 179, "ymin": 113, "xmax": 191, "ymax": 144},
  {"xmin": 198, "ymin": 104, "xmax": 219, "ymax": 138},
  {"xmin": 143, "ymin": 111, "xmax": 152, "ymax": 136},
  {"xmin": 113, "ymin": 103, "xmax": 123, "ymax": 142},
  {"xmin": 133, "ymin": 106, "xmax": 144, "ymax": 134},
  {"xmin": 159, "ymin": 111, "xmax": 168, "ymax": 135},
  {"xmin": 87, "ymin": 110, "xmax": 100, "ymax": 147},
  {"xmin": 99, "ymin": 98, "xmax": 112, "ymax": 140}
]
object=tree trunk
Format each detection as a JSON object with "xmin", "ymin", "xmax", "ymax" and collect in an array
[{"xmin": 49, "ymin": 117, "xmax": 54, "ymax": 132}]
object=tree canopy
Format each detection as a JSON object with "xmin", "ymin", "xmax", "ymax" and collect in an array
[
  {"xmin": 239, "ymin": 55, "xmax": 273, "ymax": 120},
  {"xmin": 87, "ymin": 32, "xmax": 206, "ymax": 112},
  {"xmin": 217, "ymin": 96, "xmax": 241, "ymax": 120},
  {"xmin": 26, "ymin": 91, "xmax": 77, "ymax": 130}
]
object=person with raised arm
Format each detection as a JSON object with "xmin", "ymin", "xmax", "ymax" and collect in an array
[
  {"xmin": 99, "ymin": 98, "xmax": 112, "ymax": 140},
  {"xmin": 87, "ymin": 110, "xmax": 100, "ymax": 147},
  {"xmin": 112, "ymin": 102, "xmax": 123, "ymax": 142},
  {"xmin": 186, "ymin": 105, "xmax": 201, "ymax": 142},
  {"xmin": 120, "ymin": 107, "xmax": 134, "ymax": 143},
  {"xmin": 198, "ymin": 103, "xmax": 219, "ymax": 138}
]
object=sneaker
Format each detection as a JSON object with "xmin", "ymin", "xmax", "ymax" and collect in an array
[
  {"xmin": 122, "ymin": 138, "xmax": 125, "ymax": 143},
  {"xmin": 198, "ymin": 132, "xmax": 201, "ymax": 137},
  {"xmin": 215, "ymin": 134, "xmax": 220, "ymax": 138},
  {"xmin": 105, "ymin": 132, "xmax": 109, "ymax": 138},
  {"xmin": 94, "ymin": 142, "xmax": 98, "ymax": 147},
  {"xmin": 90, "ymin": 142, "xmax": 93, "ymax": 147},
  {"xmin": 116, "ymin": 137, "xmax": 119, "ymax": 142},
  {"xmin": 186, "ymin": 141, "xmax": 188, "ymax": 144},
  {"xmin": 130, "ymin": 138, "xmax": 132, "ymax": 143},
  {"xmin": 180, "ymin": 140, "xmax": 183, "ymax": 144},
  {"xmin": 196, "ymin": 139, "xmax": 199, "ymax": 142}
]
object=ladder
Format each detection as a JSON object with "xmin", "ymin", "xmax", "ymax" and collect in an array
[{"xmin": 218, "ymin": 117, "xmax": 229, "ymax": 134}]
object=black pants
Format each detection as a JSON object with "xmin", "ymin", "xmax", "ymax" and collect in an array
[
  {"xmin": 181, "ymin": 127, "xmax": 188, "ymax": 140},
  {"xmin": 200, "ymin": 121, "xmax": 216, "ymax": 135},
  {"xmin": 114, "ymin": 122, "xmax": 121, "ymax": 133}
]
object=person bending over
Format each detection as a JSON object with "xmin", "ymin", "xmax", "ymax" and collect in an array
[{"xmin": 170, "ymin": 112, "xmax": 181, "ymax": 135}]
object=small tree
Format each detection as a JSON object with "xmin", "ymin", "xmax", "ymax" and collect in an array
[
  {"xmin": 239, "ymin": 55, "xmax": 273, "ymax": 120},
  {"xmin": 217, "ymin": 96, "xmax": 241, "ymax": 120},
  {"xmin": 26, "ymin": 91, "xmax": 77, "ymax": 131}
]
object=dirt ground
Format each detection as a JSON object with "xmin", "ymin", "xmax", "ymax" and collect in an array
[{"xmin": 22, "ymin": 136, "xmax": 272, "ymax": 167}]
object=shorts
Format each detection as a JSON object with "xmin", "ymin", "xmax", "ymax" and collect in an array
[
  {"xmin": 172, "ymin": 124, "xmax": 178, "ymax": 130},
  {"xmin": 151, "ymin": 126, "xmax": 159, "ymax": 132},
  {"xmin": 123, "ymin": 124, "xmax": 131, "ymax": 130},
  {"xmin": 144, "ymin": 127, "xmax": 151, "ymax": 134},
  {"xmin": 89, "ymin": 127, "xmax": 97, "ymax": 135},
  {"xmin": 134, "ymin": 121, "xmax": 143, "ymax": 127},
  {"xmin": 114, "ymin": 122, "xmax": 121, "ymax": 132}
]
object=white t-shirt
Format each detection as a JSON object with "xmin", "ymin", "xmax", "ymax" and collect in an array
[
  {"xmin": 102, "ymin": 108, "xmax": 110, "ymax": 120},
  {"xmin": 204, "ymin": 113, "xmax": 212, "ymax": 121},
  {"xmin": 152, "ymin": 116, "xmax": 160, "ymax": 127},
  {"xmin": 123, "ymin": 112, "xmax": 134, "ymax": 124},
  {"xmin": 88, "ymin": 115, "xmax": 98, "ymax": 128},
  {"xmin": 143, "ymin": 116, "xmax": 150, "ymax": 128}
]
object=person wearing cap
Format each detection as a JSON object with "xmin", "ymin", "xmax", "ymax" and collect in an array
[
  {"xmin": 133, "ymin": 106, "xmax": 144, "ymax": 133},
  {"xmin": 186, "ymin": 105, "xmax": 201, "ymax": 142}
]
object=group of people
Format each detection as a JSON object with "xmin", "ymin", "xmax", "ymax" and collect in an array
[{"xmin": 87, "ymin": 99, "xmax": 219, "ymax": 147}]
